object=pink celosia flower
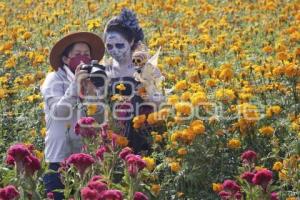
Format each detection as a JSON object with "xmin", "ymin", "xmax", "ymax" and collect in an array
[
  {"xmin": 7, "ymin": 143, "xmax": 30, "ymax": 163},
  {"xmin": 81, "ymin": 187, "xmax": 99, "ymax": 200},
  {"xmin": 252, "ymin": 169, "xmax": 273, "ymax": 191},
  {"xmin": 100, "ymin": 123, "xmax": 109, "ymax": 139},
  {"xmin": 0, "ymin": 185, "xmax": 20, "ymax": 200},
  {"xmin": 5, "ymin": 155, "xmax": 15, "ymax": 166},
  {"xmin": 218, "ymin": 191, "xmax": 231, "ymax": 200},
  {"xmin": 270, "ymin": 192, "xmax": 279, "ymax": 200},
  {"xmin": 96, "ymin": 146, "xmax": 109, "ymax": 161},
  {"xmin": 241, "ymin": 171, "xmax": 255, "ymax": 184},
  {"xmin": 222, "ymin": 180, "xmax": 240, "ymax": 193},
  {"xmin": 87, "ymin": 181, "xmax": 107, "ymax": 193},
  {"xmin": 6, "ymin": 143, "xmax": 41, "ymax": 177},
  {"xmin": 67, "ymin": 153, "xmax": 95, "ymax": 177},
  {"xmin": 134, "ymin": 192, "xmax": 149, "ymax": 200},
  {"xmin": 99, "ymin": 189, "xmax": 123, "ymax": 200},
  {"xmin": 47, "ymin": 192, "xmax": 54, "ymax": 200},
  {"xmin": 119, "ymin": 147, "xmax": 133, "ymax": 160},
  {"xmin": 241, "ymin": 150, "xmax": 257, "ymax": 164},
  {"xmin": 125, "ymin": 154, "xmax": 146, "ymax": 177},
  {"xmin": 24, "ymin": 154, "xmax": 41, "ymax": 176},
  {"xmin": 75, "ymin": 117, "xmax": 98, "ymax": 138},
  {"xmin": 90, "ymin": 175, "xmax": 105, "ymax": 182}
]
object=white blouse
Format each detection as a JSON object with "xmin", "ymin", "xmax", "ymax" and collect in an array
[{"xmin": 40, "ymin": 65, "xmax": 103, "ymax": 163}]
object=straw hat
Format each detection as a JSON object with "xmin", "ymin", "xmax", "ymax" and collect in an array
[{"xmin": 49, "ymin": 32, "xmax": 105, "ymax": 70}]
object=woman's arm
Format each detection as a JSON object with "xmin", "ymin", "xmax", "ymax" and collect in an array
[{"xmin": 41, "ymin": 73, "xmax": 80, "ymax": 119}]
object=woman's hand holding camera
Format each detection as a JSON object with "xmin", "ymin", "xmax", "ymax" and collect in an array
[{"xmin": 75, "ymin": 62, "xmax": 97, "ymax": 97}]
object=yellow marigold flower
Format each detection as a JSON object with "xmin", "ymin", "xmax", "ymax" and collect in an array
[
  {"xmin": 190, "ymin": 120, "xmax": 205, "ymax": 134},
  {"xmin": 87, "ymin": 19, "xmax": 101, "ymax": 31},
  {"xmin": 266, "ymin": 105, "xmax": 281, "ymax": 117},
  {"xmin": 262, "ymin": 45, "xmax": 273, "ymax": 53},
  {"xmin": 286, "ymin": 197, "xmax": 297, "ymax": 200},
  {"xmin": 158, "ymin": 108, "xmax": 169, "ymax": 120},
  {"xmin": 272, "ymin": 161, "xmax": 283, "ymax": 171},
  {"xmin": 154, "ymin": 134, "xmax": 163, "ymax": 143},
  {"xmin": 116, "ymin": 83, "xmax": 126, "ymax": 91},
  {"xmin": 219, "ymin": 67, "xmax": 233, "ymax": 82},
  {"xmin": 212, "ymin": 183, "xmax": 223, "ymax": 192},
  {"xmin": 4, "ymin": 56, "xmax": 16, "ymax": 69},
  {"xmin": 87, "ymin": 104, "xmax": 98, "ymax": 116},
  {"xmin": 277, "ymin": 51, "xmax": 288, "ymax": 60},
  {"xmin": 111, "ymin": 94, "xmax": 122, "ymax": 101},
  {"xmin": 27, "ymin": 94, "xmax": 41, "ymax": 102},
  {"xmin": 227, "ymin": 138, "xmax": 241, "ymax": 149},
  {"xmin": 143, "ymin": 157, "xmax": 155, "ymax": 171},
  {"xmin": 169, "ymin": 162, "xmax": 181, "ymax": 173},
  {"xmin": 133, "ymin": 114, "xmax": 146, "ymax": 124},
  {"xmin": 0, "ymin": 88, "xmax": 6, "ymax": 99},
  {"xmin": 181, "ymin": 91, "xmax": 191, "ymax": 101},
  {"xmin": 174, "ymin": 80, "xmax": 188, "ymax": 91},
  {"xmin": 238, "ymin": 103, "xmax": 260, "ymax": 122},
  {"xmin": 116, "ymin": 135, "xmax": 128, "ymax": 147},
  {"xmin": 259, "ymin": 126, "xmax": 274, "ymax": 136},
  {"xmin": 1, "ymin": 42, "xmax": 13, "ymax": 52},
  {"xmin": 191, "ymin": 91, "xmax": 207, "ymax": 105},
  {"xmin": 175, "ymin": 102, "xmax": 192, "ymax": 115},
  {"xmin": 284, "ymin": 63, "xmax": 299, "ymax": 77},
  {"xmin": 206, "ymin": 78, "xmax": 218, "ymax": 87},
  {"xmin": 177, "ymin": 147, "xmax": 187, "ymax": 156},
  {"xmin": 23, "ymin": 31, "xmax": 32, "ymax": 41},
  {"xmin": 39, "ymin": 102, "xmax": 45, "ymax": 110},
  {"xmin": 170, "ymin": 131, "xmax": 181, "ymax": 142},
  {"xmin": 291, "ymin": 122, "xmax": 299, "ymax": 131},
  {"xmin": 191, "ymin": 124, "xmax": 205, "ymax": 135},
  {"xmin": 216, "ymin": 88, "xmax": 236, "ymax": 102},
  {"xmin": 147, "ymin": 112, "xmax": 159, "ymax": 125},
  {"xmin": 181, "ymin": 128, "xmax": 196, "ymax": 143},
  {"xmin": 40, "ymin": 127, "xmax": 46, "ymax": 138},
  {"xmin": 167, "ymin": 94, "xmax": 179, "ymax": 105},
  {"xmin": 151, "ymin": 184, "xmax": 161, "ymax": 195},
  {"xmin": 272, "ymin": 66, "xmax": 284, "ymax": 76},
  {"xmin": 88, "ymin": 2, "xmax": 98, "ymax": 12},
  {"xmin": 34, "ymin": 150, "xmax": 44, "ymax": 160},
  {"xmin": 279, "ymin": 169, "xmax": 288, "ymax": 181}
]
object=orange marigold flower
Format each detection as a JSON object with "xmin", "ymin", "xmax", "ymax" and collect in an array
[
  {"xmin": 272, "ymin": 161, "xmax": 283, "ymax": 171},
  {"xmin": 177, "ymin": 147, "xmax": 187, "ymax": 156},
  {"xmin": 151, "ymin": 184, "xmax": 161, "ymax": 195},
  {"xmin": 169, "ymin": 162, "xmax": 181, "ymax": 172},
  {"xmin": 259, "ymin": 126, "xmax": 274, "ymax": 136},
  {"xmin": 227, "ymin": 138, "xmax": 241, "ymax": 149},
  {"xmin": 212, "ymin": 183, "xmax": 223, "ymax": 192}
]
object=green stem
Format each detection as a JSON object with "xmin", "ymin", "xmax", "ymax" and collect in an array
[{"xmin": 108, "ymin": 152, "xmax": 117, "ymax": 181}]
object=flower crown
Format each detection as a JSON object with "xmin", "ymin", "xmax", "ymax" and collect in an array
[{"xmin": 106, "ymin": 8, "xmax": 144, "ymax": 43}]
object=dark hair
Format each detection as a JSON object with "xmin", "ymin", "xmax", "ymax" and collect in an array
[{"xmin": 104, "ymin": 8, "xmax": 144, "ymax": 51}]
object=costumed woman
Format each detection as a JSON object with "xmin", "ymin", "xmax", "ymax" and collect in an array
[{"xmin": 102, "ymin": 8, "xmax": 165, "ymax": 153}]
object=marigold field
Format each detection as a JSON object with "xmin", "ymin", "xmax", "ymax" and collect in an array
[{"xmin": 0, "ymin": 0, "xmax": 299, "ymax": 200}]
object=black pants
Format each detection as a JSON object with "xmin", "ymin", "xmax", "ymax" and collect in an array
[{"xmin": 43, "ymin": 163, "xmax": 64, "ymax": 200}]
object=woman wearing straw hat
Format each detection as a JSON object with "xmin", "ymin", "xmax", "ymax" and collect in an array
[{"xmin": 40, "ymin": 32, "xmax": 105, "ymax": 199}]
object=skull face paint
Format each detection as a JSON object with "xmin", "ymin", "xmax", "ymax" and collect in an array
[{"xmin": 105, "ymin": 32, "xmax": 132, "ymax": 64}]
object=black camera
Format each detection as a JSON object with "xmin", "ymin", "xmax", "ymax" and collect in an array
[{"xmin": 81, "ymin": 60, "xmax": 107, "ymax": 87}]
